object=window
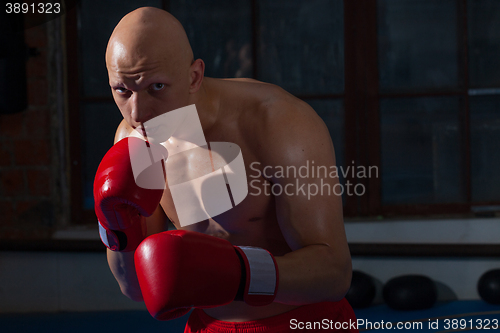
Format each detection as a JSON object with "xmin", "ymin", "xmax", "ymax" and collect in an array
[
  {"xmin": 376, "ymin": 0, "xmax": 500, "ymax": 215},
  {"xmin": 342, "ymin": 0, "xmax": 500, "ymax": 216}
]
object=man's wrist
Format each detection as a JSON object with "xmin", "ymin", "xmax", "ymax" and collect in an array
[{"xmin": 234, "ymin": 246, "xmax": 279, "ymax": 306}]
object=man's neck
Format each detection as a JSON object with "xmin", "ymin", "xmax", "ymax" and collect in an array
[{"xmin": 191, "ymin": 77, "xmax": 220, "ymax": 134}]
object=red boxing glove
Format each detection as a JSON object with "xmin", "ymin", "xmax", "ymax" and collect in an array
[
  {"xmin": 93, "ymin": 137, "xmax": 166, "ymax": 252},
  {"xmin": 134, "ymin": 230, "xmax": 279, "ymax": 321}
]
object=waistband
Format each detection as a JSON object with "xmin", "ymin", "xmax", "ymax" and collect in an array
[{"xmin": 187, "ymin": 298, "xmax": 355, "ymax": 333}]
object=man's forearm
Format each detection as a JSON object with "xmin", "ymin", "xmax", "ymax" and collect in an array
[
  {"xmin": 105, "ymin": 208, "xmax": 168, "ymax": 303},
  {"xmin": 107, "ymin": 241, "xmax": 351, "ymax": 306},
  {"xmin": 107, "ymin": 249, "xmax": 144, "ymax": 302},
  {"xmin": 273, "ymin": 244, "xmax": 352, "ymax": 305}
]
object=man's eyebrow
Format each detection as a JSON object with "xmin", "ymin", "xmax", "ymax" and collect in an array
[
  {"xmin": 109, "ymin": 81, "xmax": 126, "ymax": 88},
  {"xmin": 146, "ymin": 74, "xmax": 171, "ymax": 83},
  {"xmin": 109, "ymin": 72, "xmax": 172, "ymax": 90}
]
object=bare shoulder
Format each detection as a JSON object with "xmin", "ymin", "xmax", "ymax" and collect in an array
[
  {"xmin": 114, "ymin": 119, "xmax": 134, "ymax": 144},
  {"xmin": 222, "ymin": 77, "xmax": 262, "ymax": 84},
  {"xmin": 261, "ymin": 90, "xmax": 326, "ymax": 136},
  {"xmin": 214, "ymin": 77, "xmax": 332, "ymax": 160},
  {"xmin": 239, "ymin": 84, "xmax": 332, "ymax": 161},
  {"xmin": 227, "ymin": 79, "xmax": 326, "ymax": 134}
]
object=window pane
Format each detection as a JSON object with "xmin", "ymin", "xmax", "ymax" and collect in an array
[
  {"xmin": 81, "ymin": 103, "xmax": 123, "ymax": 210},
  {"xmin": 258, "ymin": 0, "xmax": 344, "ymax": 95},
  {"xmin": 378, "ymin": 0, "xmax": 460, "ymax": 92},
  {"xmin": 171, "ymin": 0, "xmax": 252, "ymax": 78},
  {"xmin": 468, "ymin": 0, "xmax": 500, "ymax": 88},
  {"xmin": 381, "ymin": 97, "xmax": 465, "ymax": 204},
  {"xmin": 470, "ymin": 95, "xmax": 500, "ymax": 201}
]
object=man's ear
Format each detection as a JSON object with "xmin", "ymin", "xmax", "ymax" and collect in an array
[{"xmin": 189, "ymin": 59, "xmax": 205, "ymax": 93}]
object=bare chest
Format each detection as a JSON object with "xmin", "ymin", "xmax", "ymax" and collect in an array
[{"xmin": 159, "ymin": 130, "xmax": 285, "ymax": 249}]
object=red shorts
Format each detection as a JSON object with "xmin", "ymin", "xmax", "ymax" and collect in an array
[{"xmin": 184, "ymin": 298, "xmax": 359, "ymax": 333}]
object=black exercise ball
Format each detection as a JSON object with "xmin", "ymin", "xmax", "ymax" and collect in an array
[
  {"xmin": 383, "ymin": 275, "xmax": 437, "ymax": 310},
  {"xmin": 478, "ymin": 269, "xmax": 500, "ymax": 304},
  {"xmin": 345, "ymin": 270, "xmax": 376, "ymax": 308}
]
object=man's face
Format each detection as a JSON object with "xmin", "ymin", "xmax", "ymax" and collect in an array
[{"xmin": 107, "ymin": 47, "xmax": 191, "ymax": 130}]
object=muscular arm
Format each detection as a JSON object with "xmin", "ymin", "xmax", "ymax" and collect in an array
[
  {"xmin": 107, "ymin": 206, "xmax": 168, "ymax": 301},
  {"xmin": 106, "ymin": 120, "xmax": 168, "ymax": 301},
  {"xmin": 256, "ymin": 99, "xmax": 352, "ymax": 305}
]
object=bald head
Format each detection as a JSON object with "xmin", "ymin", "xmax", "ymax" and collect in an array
[{"xmin": 106, "ymin": 7, "xmax": 193, "ymax": 75}]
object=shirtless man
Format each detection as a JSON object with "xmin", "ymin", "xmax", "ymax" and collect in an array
[{"xmin": 96, "ymin": 7, "xmax": 356, "ymax": 332}]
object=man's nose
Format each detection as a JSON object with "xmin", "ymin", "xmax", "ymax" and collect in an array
[{"xmin": 130, "ymin": 91, "xmax": 154, "ymax": 124}]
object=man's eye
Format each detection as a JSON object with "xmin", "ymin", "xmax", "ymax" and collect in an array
[
  {"xmin": 151, "ymin": 83, "xmax": 165, "ymax": 91},
  {"xmin": 115, "ymin": 87, "xmax": 128, "ymax": 94}
]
